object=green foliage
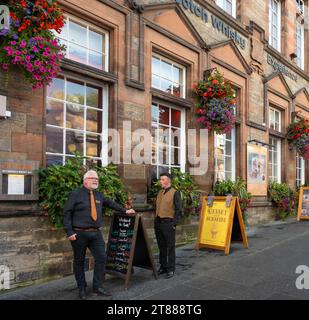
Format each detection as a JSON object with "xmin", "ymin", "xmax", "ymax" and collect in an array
[
  {"xmin": 212, "ymin": 177, "xmax": 252, "ymax": 224},
  {"xmin": 38, "ymin": 155, "xmax": 128, "ymax": 228},
  {"xmin": 148, "ymin": 168, "xmax": 201, "ymax": 218},
  {"xmin": 268, "ymin": 181, "xmax": 297, "ymax": 220}
]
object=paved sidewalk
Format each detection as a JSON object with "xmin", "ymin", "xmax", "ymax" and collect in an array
[{"xmin": 1, "ymin": 218, "xmax": 309, "ymax": 300}]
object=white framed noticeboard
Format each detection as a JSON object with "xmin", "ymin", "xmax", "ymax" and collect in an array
[{"xmin": 7, "ymin": 174, "xmax": 25, "ymax": 195}]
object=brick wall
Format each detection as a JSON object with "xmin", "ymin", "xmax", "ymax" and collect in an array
[{"xmin": 0, "ymin": 212, "xmax": 199, "ymax": 289}]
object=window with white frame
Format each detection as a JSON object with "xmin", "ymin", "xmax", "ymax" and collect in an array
[
  {"xmin": 46, "ymin": 76, "xmax": 108, "ymax": 166},
  {"xmin": 216, "ymin": 0, "xmax": 237, "ymax": 18},
  {"xmin": 56, "ymin": 17, "xmax": 109, "ymax": 71},
  {"xmin": 214, "ymin": 129, "xmax": 236, "ymax": 182},
  {"xmin": 151, "ymin": 102, "xmax": 186, "ymax": 179},
  {"xmin": 296, "ymin": 153, "xmax": 305, "ymax": 187},
  {"xmin": 152, "ymin": 55, "xmax": 186, "ymax": 98},
  {"xmin": 269, "ymin": 107, "xmax": 281, "ymax": 132},
  {"xmin": 296, "ymin": 21, "xmax": 305, "ymax": 69},
  {"xmin": 269, "ymin": 0, "xmax": 281, "ymax": 51},
  {"xmin": 296, "ymin": 0, "xmax": 305, "ymax": 14},
  {"xmin": 269, "ymin": 137, "xmax": 281, "ymax": 182}
]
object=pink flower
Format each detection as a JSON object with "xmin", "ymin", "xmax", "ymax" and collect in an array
[
  {"xmin": 10, "ymin": 41, "xmax": 17, "ymax": 46},
  {"xmin": 20, "ymin": 40, "xmax": 27, "ymax": 48}
]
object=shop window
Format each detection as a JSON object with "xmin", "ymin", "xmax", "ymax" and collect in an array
[
  {"xmin": 214, "ymin": 129, "xmax": 236, "ymax": 182},
  {"xmin": 269, "ymin": 137, "xmax": 281, "ymax": 182},
  {"xmin": 46, "ymin": 76, "xmax": 108, "ymax": 166},
  {"xmin": 56, "ymin": 17, "xmax": 108, "ymax": 71},
  {"xmin": 296, "ymin": 153, "xmax": 305, "ymax": 187},
  {"xmin": 151, "ymin": 102, "xmax": 185, "ymax": 179},
  {"xmin": 269, "ymin": 107, "xmax": 281, "ymax": 132},
  {"xmin": 152, "ymin": 55, "xmax": 186, "ymax": 98},
  {"xmin": 296, "ymin": 21, "xmax": 305, "ymax": 69},
  {"xmin": 216, "ymin": 0, "xmax": 237, "ymax": 18},
  {"xmin": 269, "ymin": 0, "xmax": 281, "ymax": 51}
]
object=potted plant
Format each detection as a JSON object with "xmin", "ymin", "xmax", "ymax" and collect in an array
[
  {"xmin": 287, "ymin": 119, "xmax": 309, "ymax": 160},
  {"xmin": 193, "ymin": 69, "xmax": 236, "ymax": 134},
  {"xmin": 0, "ymin": 0, "xmax": 65, "ymax": 89}
]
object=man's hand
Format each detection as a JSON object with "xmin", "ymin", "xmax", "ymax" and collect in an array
[
  {"xmin": 68, "ymin": 233, "xmax": 77, "ymax": 241},
  {"xmin": 126, "ymin": 209, "xmax": 135, "ymax": 215}
]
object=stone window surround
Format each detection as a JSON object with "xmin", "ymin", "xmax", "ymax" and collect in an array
[
  {"xmin": 56, "ymin": 14, "xmax": 109, "ymax": 72},
  {"xmin": 269, "ymin": 0, "xmax": 281, "ymax": 52},
  {"xmin": 214, "ymin": 128, "xmax": 236, "ymax": 182},
  {"xmin": 215, "ymin": 0, "xmax": 237, "ymax": 18},
  {"xmin": 45, "ymin": 75, "xmax": 109, "ymax": 166},
  {"xmin": 296, "ymin": 153, "xmax": 305, "ymax": 187},
  {"xmin": 269, "ymin": 136, "xmax": 282, "ymax": 183},
  {"xmin": 151, "ymin": 101, "xmax": 186, "ymax": 178},
  {"xmin": 151, "ymin": 53, "xmax": 186, "ymax": 99},
  {"xmin": 269, "ymin": 106, "xmax": 282, "ymax": 132}
]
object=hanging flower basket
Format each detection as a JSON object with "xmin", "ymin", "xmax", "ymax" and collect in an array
[
  {"xmin": 193, "ymin": 69, "xmax": 236, "ymax": 134},
  {"xmin": 287, "ymin": 118, "xmax": 309, "ymax": 160},
  {"xmin": 0, "ymin": 0, "xmax": 65, "ymax": 90}
]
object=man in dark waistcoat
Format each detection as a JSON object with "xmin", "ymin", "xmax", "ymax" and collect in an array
[{"xmin": 154, "ymin": 173, "xmax": 183, "ymax": 279}]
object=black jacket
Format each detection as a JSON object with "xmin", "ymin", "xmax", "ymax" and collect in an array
[{"xmin": 63, "ymin": 187, "xmax": 126, "ymax": 237}]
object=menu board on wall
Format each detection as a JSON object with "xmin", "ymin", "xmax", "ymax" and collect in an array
[
  {"xmin": 105, "ymin": 213, "xmax": 157, "ymax": 289},
  {"xmin": 297, "ymin": 187, "xmax": 309, "ymax": 221}
]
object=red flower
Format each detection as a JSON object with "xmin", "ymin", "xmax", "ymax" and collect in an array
[{"xmin": 212, "ymin": 80, "xmax": 218, "ymax": 85}]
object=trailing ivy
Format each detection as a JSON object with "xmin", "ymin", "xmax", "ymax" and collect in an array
[
  {"xmin": 148, "ymin": 168, "xmax": 201, "ymax": 219},
  {"xmin": 38, "ymin": 156, "xmax": 128, "ymax": 228}
]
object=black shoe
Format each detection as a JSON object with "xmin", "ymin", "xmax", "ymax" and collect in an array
[
  {"xmin": 165, "ymin": 271, "xmax": 175, "ymax": 279},
  {"xmin": 157, "ymin": 267, "xmax": 167, "ymax": 275},
  {"xmin": 92, "ymin": 287, "xmax": 112, "ymax": 297},
  {"xmin": 79, "ymin": 287, "xmax": 87, "ymax": 300}
]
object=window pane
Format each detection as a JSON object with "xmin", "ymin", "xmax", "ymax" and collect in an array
[
  {"xmin": 66, "ymin": 130, "xmax": 84, "ymax": 155},
  {"xmin": 159, "ymin": 105, "xmax": 169, "ymax": 125},
  {"xmin": 86, "ymin": 134, "xmax": 101, "ymax": 157},
  {"xmin": 152, "ymin": 56, "xmax": 160, "ymax": 75},
  {"xmin": 152, "ymin": 75, "xmax": 160, "ymax": 89},
  {"xmin": 171, "ymin": 147, "xmax": 180, "ymax": 166},
  {"xmin": 161, "ymin": 60, "xmax": 172, "ymax": 80},
  {"xmin": 225, "ymin": 157, "xmax": 232, "ymax": 171},
  {"xmin": 86, "ymin": 86, "xmax": 99, "ymax": 108},
  {"xmin": 47, "ymin": 78, "xmax": 65, "ymax": 100},
  {"xmin": 173, "ymin": 66, "xmax": 181, "ymax": 83},
  {"xmin": 161, "ymin": 79, "xmax": 173, "ymax": 94},
  {"xmin": 66, "ymin": 104, "xmax": 84, "ymax": 130},
  {"xmin": 89, "ymin": 30, "xmax": 103, "ymax": 52},
  {"xmin": 46, "ymin": 127, "xmax": 63, "ymax": 153},
  {"xmin": 46, "ymin": 100, "xmax": 64, "ymax": 127},
  {"xmin": 171, "ymin": 128, "xmax": 180, "ymax": 147},
  {"xmin": 151, "ymin": 104, "xmax": 159, "ymax": 123},
  {"xmin": 68, "ymin": 43, "xmax": 87, "ymax": 65},
  {"xmin": 158, "ymin": 145, "xmax": 169, "ymax": 165},
  {"xmin": 226, "ymin": 140, "xmax": 232, "ymax": 156},
  {"xmin": 67, "ymin": 81, "xmax": 85, "ymax": 105},
  {"xmin": 69, "ymin": 21, "xmax": 87, "ymax": 46},
  {"xmin": 158, "ymin": 126, "xmax": 169, "ymax": 145},
  {"xmin": 87, "ymin": 108, "xmax": 102, "ymax": 133},
  {"xmin": 171, "ymin": 109, "xmax": 181, "ymax": 127},
  {"xmin": 46, "ymin": 154, "xmax": 63, "ymax": 166},
  {"xmin": 89, "ymin": 51, "xmax": 103, "ymax": 70}
]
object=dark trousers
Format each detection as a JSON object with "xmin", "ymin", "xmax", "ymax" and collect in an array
[
  {"xmin": 70, "ymin": 230, "xmax": 106, "ymax": 290},
  {"xmin": 154, "ymin": 218, "xmax": 176, "ymax": 272}
]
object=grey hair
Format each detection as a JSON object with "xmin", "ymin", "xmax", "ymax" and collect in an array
[{"xmin": 83, "ymin": 170, "xmax": 98, "ymax": 181}]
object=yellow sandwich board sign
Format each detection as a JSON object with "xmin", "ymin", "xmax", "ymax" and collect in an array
[
  {"xmin": 297, "ymin": 187, "xmax": 309, "ymax": 221},
  {"xmin": 196, "ymin": 196, "xmax": 248, "ymax": 255}
]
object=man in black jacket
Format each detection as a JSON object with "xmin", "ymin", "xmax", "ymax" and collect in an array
[{"xmin": 64, "ymin": 170, "xmax": 134, "ymax": 300}]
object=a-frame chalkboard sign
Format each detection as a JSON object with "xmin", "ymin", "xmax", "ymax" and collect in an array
[{"xmin": 105, "ymin": 213, "xmax": 158, "ymax": 289}]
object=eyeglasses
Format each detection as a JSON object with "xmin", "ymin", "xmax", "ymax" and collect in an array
[{"xmin": 87, "ymin": 177, "xmax": 99, "ymax": 181}]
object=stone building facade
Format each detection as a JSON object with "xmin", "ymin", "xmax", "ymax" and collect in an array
[{"xmin": 1, "ymin": 0, "xmax": 309, "ymax": 287}]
